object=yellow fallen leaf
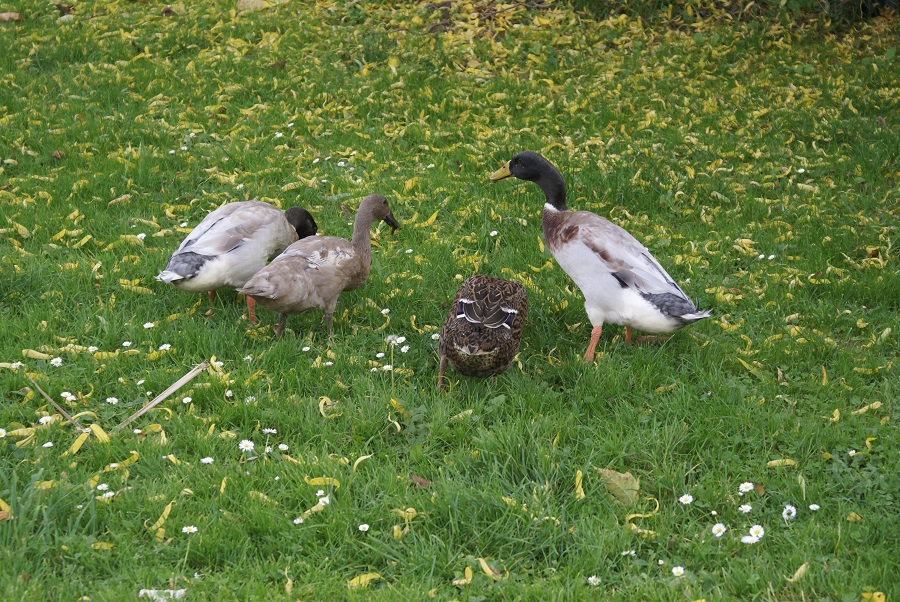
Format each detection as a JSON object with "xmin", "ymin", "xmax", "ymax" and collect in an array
[
  {"xmin": 0, "ymin": 498, "xmax": 11, "ymax": 512},
  {"xmin": 477, "ymin": 558, "xmax": 505, "ymax": 580},
  {"xmin": 450, "ymin": 409, "xmax": 473, "ymax": 422},
  {"xmin": 452, "ymin": 566, "xmax": 473, "ymax": 586},
  {"xmin": 220, "ymin": 477, "xmax": 227, "ymax": 494},
  {"xmin": 62, "ymin": 431, "xmax": 90, "ymax": 456},
  {"xmin": 865, "ymin": 437, "xmax": 876, "ymax": 451},
  {"xmin": 388, "ymin": 416, "xmax": 401, "ymax": 433},
  {"xmin": 390, "ymin": 398, "xmax": 410, "ymax": 420},
  {"xmin": 629, "ymin": 523, "xmax": 658, "ymax": 538},
  {"xmin": 766, "ymin": 458, "xmax": 797, "ymax": 468},
  {"xmin": 146, "ymin": 500, "xmax": 175, "ymax": 532},
  {"xmin": 574, "ymin": 470, "xmax": 585, "ymax": 500},
  {"xmin": 846, "ymin": 511, "xmax": 863, "ymax": 522},
  {"xmin": 121, "ymin": 283, "xmax": 154, "ymax": 295},
  {"xmin": 347, "ymin": 572, "xmax": 381, "ymax": 589},
  {"xmin": 785, "ymin": 561, "xmax": 809, "ymax": 583},
  {"xmin": 352, "ymin": 454, "xmax": 373, "ymax": 471},
  {"xmin": 90, "ymin": 423, "xmax": 110, "ymax": 443},
  {"xmin": 417, "ymin": 210, "xmax": 438, "ymax": 227},
  {"xmin": 595, "ymin": 468, "xmax": 640, "ymax": 506},
  {"xmin": 22, "ymin": 349, "xmax": 52, "ymax": 360},
  {"xmin": 861, "ymin": 593, "xmax": 886, "ymax": 602},
  {"xmin": 851, "ymin": 402, "xmax": 882, "ymax": 415},
  {"xmin": 829, "ymin": 409, "xmax": 840, "ymax": 422},
  {"xmin": 304, "ymin": 476, "xmax": 340, "ymax": 489},
  {"xmin": 91, "ymin": 542, "xmax": 114, "ymax": 550},
  {"xmin": 391, "ymin": 524, "xmax": 408, "ymax": 539},
  {"xmin": 250, "ymin": 491, "xmax": 277, "ymax": 505},
  {"xmin": 318, "ymin": 396, "xmax": 341, "ymax": 418},
  {"xmin": 392, "ymin": 508, "xmax": 420, "ymax": 524},
  {"xmin": 35, "ymin": 480, "xmax": 57, "ymax": 490}
]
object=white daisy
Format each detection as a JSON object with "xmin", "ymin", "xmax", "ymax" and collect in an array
[
  {"xmin": 738, "ymin": 481, "xmax": 754, "ymax": 495},
  {"xmin": 712, "ymin": 523, "xmax": 726, "ymax": 537},
  {"xmin": 741, "ymin": 535, "xmax": 759, "ymax": 544},
  {"xmin": 678, "ymin": 494, "xmax": 693, "ymax": 505},
  {"xmin": 39, "ymin": 416, "xmax": 53, "ymax": 425},
  {"xmin": 182, "ymin": 525, "xmax": 198, "ymax": 534},
  {"xmin": 143, "ymin": 322, "xmax": 154, "ymax": 329},
  {"xmin": 358, "ymin": 523, "xmax": 369, "ymax": 532},
  {"xmin": 238, "ymin": 439, "xmax": 255, "ymax": 452},
  {"xmin": 587, "ymin": 575, "xmax": 600, "ymax": 586},
  {"xmin": 672, "ymin": 566, "xmax": 685, "ymax": 577},
  {"xmin": 749, "ymin": 525, "xmax": 765, "ymax": 539},
  {"xmin": 782, "ymin": 505, "xmax": 797, "ymax": 521},
  {"xmin": 50, "ymin": 357, "xmax": 63, "ymax": 367},
  {"xmin": 201, "ymin": 457, "xmax": 214, "ymax": 464},
  {"xmin": 809, "ymin": 503, "xmax": 820, "ymax": 511},
  {"xmin": 739, "ymin": 504, "xmax": 752, "ymax": 514}
]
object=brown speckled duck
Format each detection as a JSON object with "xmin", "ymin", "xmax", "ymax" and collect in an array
[
  {"xmin": 238, "ymin": 194, "xmax": 399, "ymax": 337},
  {"xmin": 437, "ymin": 275, "xmax": 528, "ymax": 390},
  {"xmin": 156, "ymin": 200, "xmax": 317, "ymax": 323},
  {"xmin": 491, "ymin": 151, "xmax": 710, "ymax": 362}
]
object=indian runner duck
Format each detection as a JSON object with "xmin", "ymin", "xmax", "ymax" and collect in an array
[
  {"xmin": 437, "ymin": 274, "xmax": 527, "ymax": 390},
  {"xmin": 490, "ymin": 151, "xmax": 710, "ymax": 362},
  {"xmin": 156, "ymin": 200, "xmax": 317, "ymax": 323},
  {"xmin": 237, "ymin": 194, "xmax": 400, "ymax": 337}
]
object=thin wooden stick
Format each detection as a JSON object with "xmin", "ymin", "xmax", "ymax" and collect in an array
[
  {"xmin": 114, "ymin": 362, "xmax": 208, "ymax": 431},
  {"xmin": 26, "ymin": 376, "xmax": 83, "ymax": 429}
]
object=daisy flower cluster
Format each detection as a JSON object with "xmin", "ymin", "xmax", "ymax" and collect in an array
[{"xmin": 588, "ymin": 481, "xmax": 823, "ymax": 585}]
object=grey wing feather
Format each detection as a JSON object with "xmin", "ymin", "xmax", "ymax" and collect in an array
[{"xmin": 577, "ymin": 212, "xmax": 690, "ymax": 300}]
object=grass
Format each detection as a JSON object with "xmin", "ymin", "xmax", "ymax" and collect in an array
[{"xmin": 1, "ymin": 1, "xmax": 897, "ymax": 599}]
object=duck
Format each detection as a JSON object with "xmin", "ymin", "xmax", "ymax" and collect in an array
[
  {"xmin": 437, "ymin": 275, "xmax": 528, "ymax": 390},
  {"xmin": 156, "ymin": 200, "xmax": 317, "ymax": 323},
  {"xmin": 490, "ymin": 151, "xmax": 710, "ymax": 362},
  {"xmin": 237, "ymin": 194, "xmax": 400, "ymax": 337}
]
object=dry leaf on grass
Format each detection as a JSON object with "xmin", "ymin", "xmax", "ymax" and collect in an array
[{"xmin": 595, "ymin": 468, "xmax": 640, "ymax": 506}]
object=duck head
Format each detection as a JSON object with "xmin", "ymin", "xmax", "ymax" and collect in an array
[{"xmin": 284, "ymin": 207, "xmax": 318, "ymax": 239}]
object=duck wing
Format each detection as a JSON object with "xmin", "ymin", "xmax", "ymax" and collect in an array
[
  {"xmin": 567, "ymin": 211, "xmax": 700, "ymax": 313},
  {"xmin": 177, "ymin": 202, "xmax": 282, "ymax": 257}
]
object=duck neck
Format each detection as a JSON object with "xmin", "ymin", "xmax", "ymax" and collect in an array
[
  {"xmin": 351, "ymin": 215, "xmax": 374, "ymax": 281},
  {"xmin": 535, "ymin": 169, "xmax": 567, "ymax": 211}
]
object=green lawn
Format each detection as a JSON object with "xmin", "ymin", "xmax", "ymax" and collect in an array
[{"xmin": 1, "ymin": 1, "xmax": 897, "ymax": 599}]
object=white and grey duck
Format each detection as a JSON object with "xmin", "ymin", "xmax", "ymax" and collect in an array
[
  {"xmin": 156, "ymin": 200, "xmax": 317, "ymax": 323},
  {"xmin": 437, "ymin": 274, "xmax": 528, "ymax": 390},
  {"xmin": 491, "ymin": 151, "xmax": 710, "ymax": 362},
  {"xmin": 238, "ymin": 194, "xmax": 400, "ymax": 337}
]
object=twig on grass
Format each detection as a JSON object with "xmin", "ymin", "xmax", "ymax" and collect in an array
[
  {"xmin": 114, "ymin": 362, "xmax": 208, "ymax": 431},
  {"xmin": 26, "ymin": 376, "xmax": 83, "ymax": 429}
]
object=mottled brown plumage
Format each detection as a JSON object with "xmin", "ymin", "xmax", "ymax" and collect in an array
[{"xmin": 437, "ymin": 275, "xmax": 527, "ymax": 390}]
